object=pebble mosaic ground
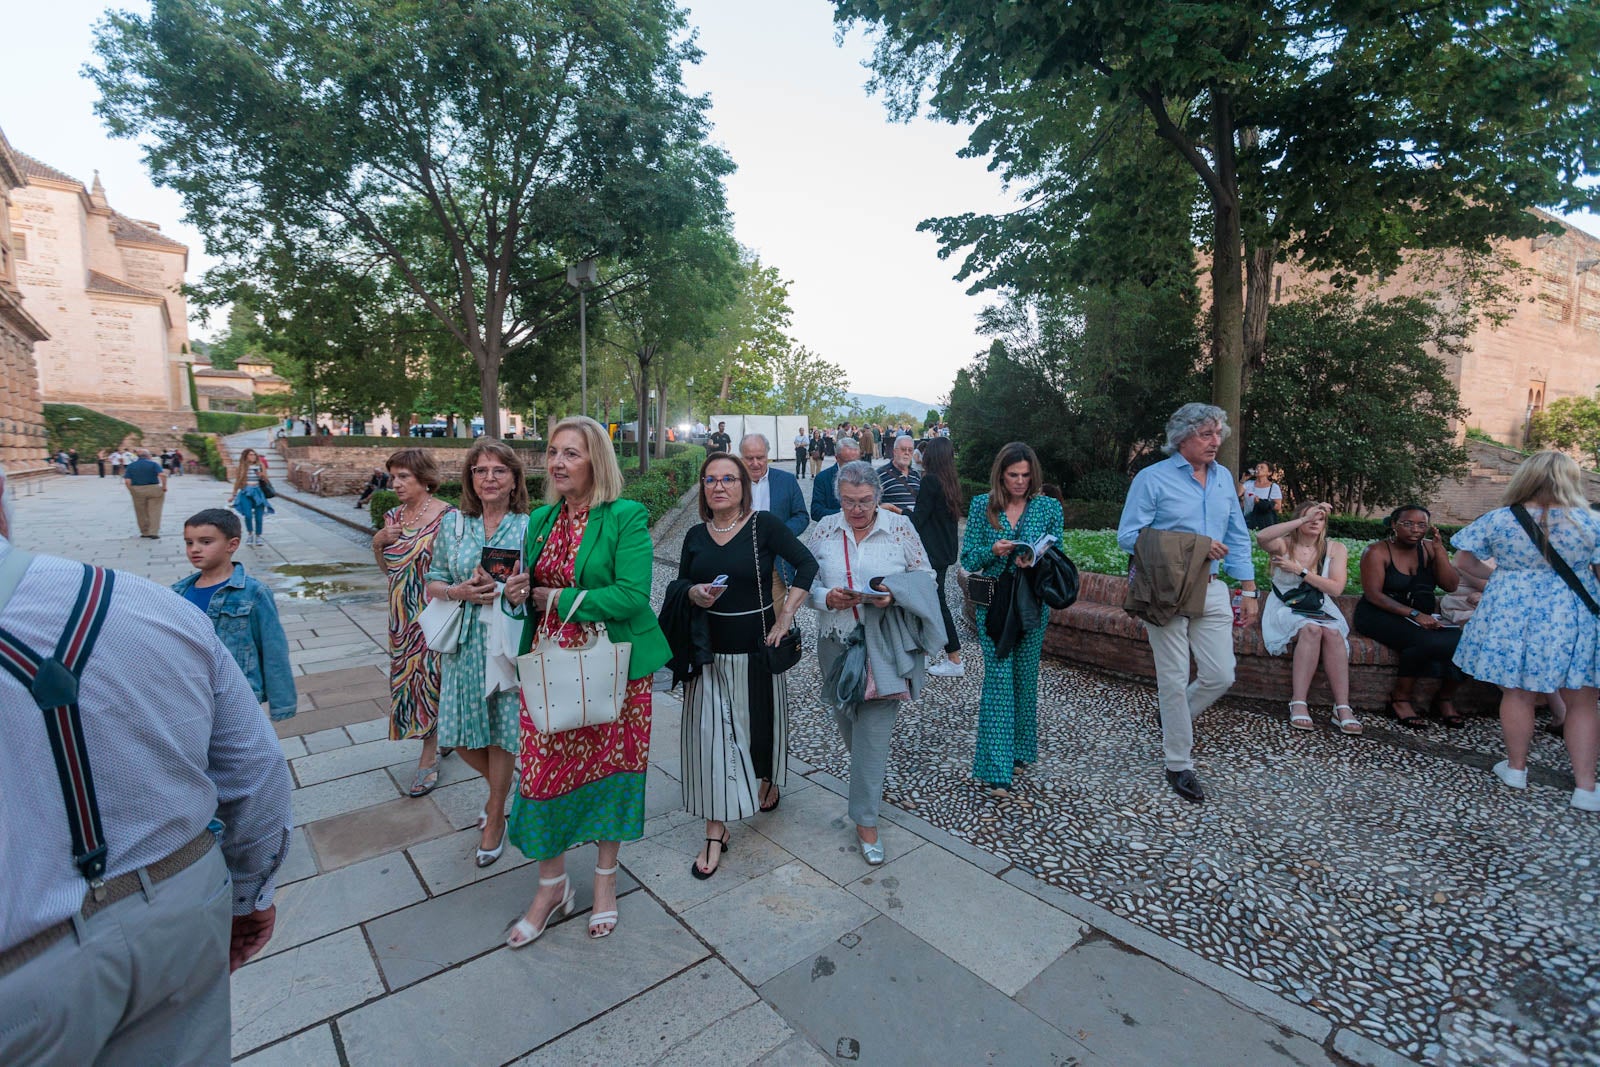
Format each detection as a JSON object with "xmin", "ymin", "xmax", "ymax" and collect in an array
[{"xmin": 651, "ymin": 555, "xmax": 1600, "ymax": 1066}]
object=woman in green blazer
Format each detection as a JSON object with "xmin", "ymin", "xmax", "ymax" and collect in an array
[{"xmin": 500, "ymin": 416, "xmax": 670, "ymax": 948}]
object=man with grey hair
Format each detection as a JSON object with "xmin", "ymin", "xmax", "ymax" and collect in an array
[
  {"xmin": 122, "ymin": 447, "xmax": 168, "ymax": 539},
  {"xmin": 811, "ymin": 436, "xmax": 861, "ymax": 521},
  {"xmin": 1117, "ymin": 403, "xmax": 1258, "ymax": 803}
]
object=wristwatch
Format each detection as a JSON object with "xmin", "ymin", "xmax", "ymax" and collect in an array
[
  {"xmin": 1239, "ymin": 590, "xmax": 1260, "ymax": 599},
  {"xmin": 1408, "ymin": 609, "xmax": 1420, "ymax": 619},
  {"xmin": 1298, "ymin": 569, "xmax": 1308, "ymax": 579}
]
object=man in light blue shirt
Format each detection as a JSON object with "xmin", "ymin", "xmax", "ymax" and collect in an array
[{"xmin": 1117, "ymin": 403, "xmax": 1259, "ymax": 803}]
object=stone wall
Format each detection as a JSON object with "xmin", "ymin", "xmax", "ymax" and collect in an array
[
  {"xmin": 277, "ymin": 441, "xmax": 546, "ymax": 496},
  {"xmin": 1426, "ymin": 439, "xmax": 1600, "ymax": 524}
]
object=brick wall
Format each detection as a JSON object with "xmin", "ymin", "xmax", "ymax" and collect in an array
[
  {"xmin": 1426, "ymin": 439, "xmax": 1600, "ymax": 524},
  {"xmin": 281, "ymin": 442, "xmax": 546, "ymax": 496}
]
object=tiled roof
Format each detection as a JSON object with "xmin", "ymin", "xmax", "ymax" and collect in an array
[
  {"xmin": 86, "ymin": 270, "xmax": 162, "ymax": 299},
  {"xmin": 193, "ymin": 367, "xmax": 253, "ymax": 379},
  {"xmin": 14, "ymin": 151, "xmax": 80, "ymax": 187},
  {"xmin": 110, "ymin": 212, "xmax": 186, "ymax": 251},
  {"xmin": 255, "ymin": 373, "xmax": 290, "ymax": 383},
  {"xmin": 197, "ymin": 384, "xmax": 250, "ymax": 399}
]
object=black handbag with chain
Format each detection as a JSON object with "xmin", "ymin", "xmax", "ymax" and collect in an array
[{"xmin": 753, "ymin": 515, "xmax": 803, "ymax": 673}]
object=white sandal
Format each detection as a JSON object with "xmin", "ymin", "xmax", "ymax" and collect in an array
[
  {"xmin": 589, "ymin": 865, "xmax": 619, "ymax": 939},
  {"xmin": 1287, "ymin": 701, "xmax": 1313, "ymax": 731},
  {"xmin": 1333, "ymin": 705, "xmax": 1364, "ymax": 735},
  {"xmin": 506, "ymin": 874, "xmax": 574, "ymax": 948}
]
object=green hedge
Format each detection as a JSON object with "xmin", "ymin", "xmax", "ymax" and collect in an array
[
  {"xmin": 196, "ymin": 411, "xmax": 279, "ymax": 434},
  {"xmin": 44, "ymin": 404, "xmax": 142, "ymax": 455},
  {"xmin": 1326, "ymin": 514, "xmax": 1464, "ymax": 541},
  {"xmin": 182, "ymin": 432, "xmax": 230, "ymax": 480}
]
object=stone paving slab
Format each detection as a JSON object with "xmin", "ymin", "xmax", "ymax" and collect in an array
[
  {"xmin": 750, "ymin": 783, "xmax": 920, "ymax": 886},
  {"xmin": 622, "ymin": 817, "xmax": 800, "ymax": 912},
  {"xmin": 336, "ymin": 891, "xmax": 709, "ymax": 1065},
  {"xmin": 303, "ymin": 794, "xmax": 452, "ymax": 870},
  {"xmin": 290, "ymin": 768, "xmax": 403, "ymax": 827},
  {"xmin": 262, "ymin": 852, "xmax": 427, "ymax": 960},
  {"xmin": 275, "ymin": 698, "xmax": 388, "ymax": 738},
  {"xmin": 230, "ymin": 928, "xmax": 385, "ymax": 1057},
  {"xmin": 760, "ymin": 914, "xmax": 1099, "ymax": 1066},
  {"xmin": 233, "ymin": 1025, "xmax": 340, "ymax": 1067},
  {"xmin": 1016, "ymin": 937, "xmax": 1337, "ymax": 1065},
  {"xmin": 301, "ymin": 727, "xmax": 352, "ymax": 754},
  {"xmin": 292, "ymin": 737, "xmax": 424, "ymax": 785},
  {"xmin": 404, "ymin": 825, "xmax": 535, "ymax": 895},
  {"xmin": 277, "ymin": 828, "xmax": 318, "ymax": 887}
]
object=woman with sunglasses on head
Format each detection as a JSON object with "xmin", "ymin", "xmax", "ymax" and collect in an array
[
  {"xmin": 424, "ymin": 439, "xmax": 530, "ymax": 868},
  {"xmin": 1354, "ymin": 504, "xmax": 1464, "ymax": 728},
  {"xmin": 670, "ymin": 452, "xmax": 817, "ymax": 880}
]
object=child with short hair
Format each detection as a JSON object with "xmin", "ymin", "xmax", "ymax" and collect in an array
[{"xmin": 173, "ymin": 508, "xmax": 297, "ymax": 720}]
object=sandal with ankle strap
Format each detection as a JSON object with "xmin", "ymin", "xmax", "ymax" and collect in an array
[
  {"xmin": 690, "ymin": 831, "xmax": 731, "ymax": 881},
  {"xmin": 1287, "ymin": 701, "xmax": 1313, "ymax": 731},
  {"xmin": 1386, "ymin": 699, "xmax": 1427, "ymax": 731},
  {"xmin": 506, "ymin": 874, "xmax": 574, "ymax": 948},
  {"xmin": 1333, "ymin": 705, "xmax": 1363, "ymax": 735},
  {"xmin": 589, "ymin": 865, "xmax": 620, "ymax": 939}
]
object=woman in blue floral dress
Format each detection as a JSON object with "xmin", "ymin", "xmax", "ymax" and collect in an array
[
  {"xmin": 1451, "ymin": 452, "xmax": 1600, "ymax": 812},
  {"xmin": 960, "ymin": 442, "xmax": 1063, "ymax": 795}
]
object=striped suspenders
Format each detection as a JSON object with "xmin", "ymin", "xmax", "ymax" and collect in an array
[{"xmin": 0, "ymin": 556, "xmax": 117, "ymax": 897}]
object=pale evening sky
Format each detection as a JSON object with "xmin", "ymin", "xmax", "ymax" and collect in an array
[{"xmin": 3, "ymin": 1, "xmax": 1595, "ymax": 406}]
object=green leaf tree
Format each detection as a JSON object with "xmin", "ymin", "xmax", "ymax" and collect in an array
[
  {"xmin": 832, "ymin": 0, "xmax": 1600, "ymax": 474},
  {"xmin": 770, "ymin": 346, "xmax": 849, "ymax": 425},
  {"xmin": 92, "ymin": 0, "xmax": 732, "ymax": 438},
  {"xmin": 1532, "ymin": 395, "xmax": 1600, "ymax": 467}
]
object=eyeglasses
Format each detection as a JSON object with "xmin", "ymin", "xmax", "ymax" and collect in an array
[
  {"xmin": 471, "ymin": 466, "xmax": 512, "ymax": 480},
  {"xmin": 703, "ymin": 475, "xmax": 739, "ymax": 488},
  {"xmin": 1393, "ymin": 519, "xmax": 1429, "ymax": 529},
  {"xmin": 840, "ymin": 499, "xmax": 876, "ymax": 512}
]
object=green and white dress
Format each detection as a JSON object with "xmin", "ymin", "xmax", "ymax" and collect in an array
[{"xmin": 425, "ymin": 511, "xmax": 529, "ymax": 753}]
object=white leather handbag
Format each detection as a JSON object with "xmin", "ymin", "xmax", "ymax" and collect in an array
[
  {"xmin": 417, "ymin": 595, "xmax": 464, "ymax": 654},
  {"xmin": 517, "ymin": 591, "xmax": 633, "ymax": 735}
]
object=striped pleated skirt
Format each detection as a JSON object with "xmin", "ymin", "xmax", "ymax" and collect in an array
[{"xmin": 680, "ymin": 652, "xmax": 789, "ymax": 821}]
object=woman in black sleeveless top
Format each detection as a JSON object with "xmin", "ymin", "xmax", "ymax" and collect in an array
[{"xmin": 1355, "ymin": 505, "xmax": 1464, "ymax": 728}]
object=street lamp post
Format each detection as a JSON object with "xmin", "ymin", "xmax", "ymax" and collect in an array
[{"xmin": 566, "ymin": 258, "xmax": 598, "ymax": 419}]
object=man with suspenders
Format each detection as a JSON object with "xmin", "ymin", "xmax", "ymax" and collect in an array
[{"xmin": 0, "ymin": 479, "xmax": 293, "ymax": 1064}]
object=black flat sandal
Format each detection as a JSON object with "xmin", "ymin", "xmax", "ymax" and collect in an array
[
  {"xmin": 1432, "ymin": 700, "xmax": 1465, "ymax": 729},
  {"xmin": 690, "ymin": 831, "xmax": 731, "ymax": 880},
  {"xmin": 1387, "ymin": 699, "xmax": 1428, "ymax": 731},
  {"xmin": 759, "ymin": 783, "xmax": 780, "ymax": 812}
]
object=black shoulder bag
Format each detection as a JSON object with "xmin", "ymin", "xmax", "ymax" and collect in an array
[
  {"xmin": 754, "ymin": 515, "xmax": 803, "ymax": 672},
  {"xmin": 1510, "ymin": 504, "xmax": 1600, "ymax": 616}
]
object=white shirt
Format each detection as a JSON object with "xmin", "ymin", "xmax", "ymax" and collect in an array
[
  {"xmin": 1242, "ymin": 480, "xmax": 1282, "ymax": 506},
  {"xmin": 752, "ymin": 473, "xmax": 771, "ymax": 513},
  {"xmin": 803, "ymin": 509, "xmax": 932, "ymax": 639},
  {"xmin": 0, "ymin": 539, "xmax": 293, "ymax": 948}
]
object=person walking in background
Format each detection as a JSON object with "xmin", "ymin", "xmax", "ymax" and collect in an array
[
  {"xmin": 793, "ymin": 426, "xmax": 810, "ymax": 479},
  {"xmin": 811, "ymin": 436, "xmax": 860, "ymax": 521},
  {"xmin": 0, "ymin": 493, "xmax": 292, "ymax": 1064},
  {"xmin": 742, "ymin": 433, "xmax": 809, "ymax": 593},
  {"xmin": 371, "ymin": 449, "xmax": 456, "ymax": 798},
  {"xmin": 963, "ymin": 442, "xmax": 1064, "ymax": 794},
  {"xmin": 1354, "ymin": 505, "xmax": 1464, "ymax": 729},
  {"xmin": 809, "ymin": 430, "xmax": 824, "ymax": 479},
  {"xmin": 1240, "ymin": 462, "xmax": 1283, "ymax": 530},
  {"xmin": 96, "ymin": 448, "xmax": 108, "ymax": 477},
  {"xmin": 671, "ymin": 452, "xmax": 817, "ymax": 878},
  {"xmin": 709, "ymin": 421, "xmax": 732, "ymax": 454},
  {"xmin": 913, "ymin": 436, "xmax": 965, "ymax": 677},
  {"xmin": 229, "ymin": 447, "xmax": 274, "ymax": 547},
  {"xmin": 1449, "ymin": 451, "xmax": 1600, "ymax": 811},
  {"xmin": 1256, "ymin": 501, "xmax": 1358, "ymax": 734},
  {"xmin": 503, "ymin": 417, "xmax": 671, "ymax": 944},
  {"xmin": 424, "ymin": 439, "xmax": 530, "ymax": 868},
  {"xmin": 67, "ymin": 448, "xmax": 79, "ymax": 475},
  {"xmin": 878, "ymin": 435, "xmax": 921, "ymax": 515},
  {"xmin": 806, "ymin": 461, "xmax": 944, "ymax": 864},
  {"xmin": 123, "ymin": 447, "xmax": 168, "ymax": 539},
  {"xmin": 1117, "ymin": 404, "xmax": 1259, "ymax": 804}
]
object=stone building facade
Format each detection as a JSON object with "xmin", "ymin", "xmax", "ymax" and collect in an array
[
  {"xmin": 8, "ymin": 149, "xmax": 193, "ymax": 439},
  {"xmin": 192, "ymin": 355, "xmax": 292, "ymax": 411},
  {"xmin": 0, "ymin": 127, "xmax": 48, "ymax": 474}
]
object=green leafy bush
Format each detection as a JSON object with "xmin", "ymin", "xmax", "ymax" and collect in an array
[
  {"xmin": 44, "ymin": 404, "xmax": 142, "ymax": 455},
  {"xmin": 1069, "ymin": 469, "xmax": 1129, "ymax": 503},
  {"xmin": 196, "ymin": 411, "xmax": 279, "ymax": 434},
  {"xmin": 182, "ymin": 432, "xmax": 229, "ymax": 480},
  {"xmin": 1060, "ymin": 528, "xmax": 1380, "ymax": 596},
  {"xmin": 1059, "ymin": 499, "xmax": 1125, "ymax": 530},
  {"xmin": 1325, "ymin": 515, "xmax": 1463, "ymax": 541}
]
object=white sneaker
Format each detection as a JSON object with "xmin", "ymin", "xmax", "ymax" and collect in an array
[
  {"xmin": 1573, "ymin": 787, "xmax": 1600, "ymax": 812},
  {"xmin": 1492, "ymin": 760, "xmax": 1528, "ymax": 790},
  {"xmin": 927, "ymin": 658, "xmax": 965, "ymax": 678}
]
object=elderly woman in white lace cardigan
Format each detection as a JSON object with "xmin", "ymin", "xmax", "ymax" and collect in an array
[{"xmin": 803, "ymin": 461, "xmax": 946, "ymax": 866}]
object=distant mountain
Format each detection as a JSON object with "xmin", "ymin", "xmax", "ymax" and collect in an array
[{"xmin": 840, "ymin": 391, "xmax": 942, "ymax": 416}]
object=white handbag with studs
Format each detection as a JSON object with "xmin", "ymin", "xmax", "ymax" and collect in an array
[{"xmin": 517, "ymin": 591, "xmax": 632, "ymax": 734}]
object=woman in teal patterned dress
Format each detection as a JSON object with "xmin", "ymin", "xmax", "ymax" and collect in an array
[
  {"xmin": 960, "ymin": 442, "xmax": 1064, "ymax": 795},
  {"xmin": 424, "ymin": 439, "xmax": 531, "ymax": 868}
]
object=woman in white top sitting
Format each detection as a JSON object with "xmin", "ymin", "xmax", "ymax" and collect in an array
[
  {"xmin": 804, "ymin": 460, "xmax": 938, "ymax": 866},
  {"xmin": 1256, "ymin": 501, "xmax": 1358, "ymax": 734}
]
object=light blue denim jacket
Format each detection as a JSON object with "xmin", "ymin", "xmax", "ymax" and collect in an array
[{"xmin": 173, "ymin": 563, "xmax": 298, "ymax": 720}]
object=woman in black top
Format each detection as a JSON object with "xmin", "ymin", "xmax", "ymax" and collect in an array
[
  {"xmin": 1355, "ymin": 504, "xmax": 1465, "ymax": 728},
  {"xmin": 675, "ymin": 452, "xmax": 818, "ymax": 878},
  {"xmin": 912, "ymin": 437, "xmax": 965, "ymax": 677}
]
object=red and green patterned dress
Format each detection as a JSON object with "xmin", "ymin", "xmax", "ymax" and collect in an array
[
  {"xmin": 508, "ymin": 503, "xmax": 653, "ymax": 860},
  {"xmin": 383, "ymin": 504, "xmax": 454, "ymax": 740}
]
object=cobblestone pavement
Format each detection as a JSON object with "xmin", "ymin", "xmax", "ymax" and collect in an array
[{"xmin": 11, "ymin": 468, "xmax": 1598, "ymax": 1065}]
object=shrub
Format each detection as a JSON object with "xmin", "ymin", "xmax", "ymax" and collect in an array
[
  {"xmin": 1325, "ymin": 515, "xmax": 1463, "ymax": 541},
  {"xmin": 196, "ymin": 411, "xmax": 279, "ymax": 434},
  {"xmin": 1059, "ymin": 528, "xmax": 1374, "ymax": 595},
  {"xmin": 44, "ymin": 404, "xmax": 142, "ymax": 455},
  {"xmin": 1070, "ymin": 469, "xmax": 1129, "ymax": 503},
  {"xmin": 182, "ymin": 432, "xmax": 229, "ymax": 480},
  {"xmin": 1059, "ymin": 499, "xmax": 1125, "ymax": 530}
]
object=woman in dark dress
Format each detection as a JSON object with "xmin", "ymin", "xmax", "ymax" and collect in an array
[
  {"xmin": 912, "ymin": 437, "xmax": 964, "ymax": 677},
  {"xmin": 1355, "ymin": 504, "xmax": 1465, "ymax": 728},
  {"xmin": 676, "ymin": 452, "xmax": 818, "ymax": 878}
]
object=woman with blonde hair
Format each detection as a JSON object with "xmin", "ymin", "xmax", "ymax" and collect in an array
[
  {"xmin": 501, "ymin": 416, "xmax": 671, "ymax": 945},
  {"xmin": 1256, "ymin": 501, "xmax": 1357, "ymax": 733},
  {"xmin": 424, "ymin": 438, "xmax": 531, "ymax": 865},
  {"xmin": 229, "ymin": 447, "xmax": 274, "ymax": 546},
  {"xmin": 1452, "ymin": 450, "xmax": 1600, "ymax": 811}
]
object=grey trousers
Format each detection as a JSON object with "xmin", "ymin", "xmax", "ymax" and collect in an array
[
  {"xmin": 1145, "ymin": 579, "xmax": 1237, "ymax": 771},
  {"xmin": 128, "ymin": 483, "xmax": 165, "ymax": 536},
  {"xmin": 0, "ymin": 845, "xmax": 233, "ymax": 1066},
  {"xmin": 819, "ymin": 635, "xmax": 900, "ymax": 827}
]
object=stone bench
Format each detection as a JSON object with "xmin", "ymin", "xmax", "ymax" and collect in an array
[{"xmin": 961, "ymin": 570, "xmax": 1499, "ymax": 716}]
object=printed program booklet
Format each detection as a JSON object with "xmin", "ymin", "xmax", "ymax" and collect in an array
[{"xmin": 480, "ymin": 547, "xmax": 521, "ymax": 584}]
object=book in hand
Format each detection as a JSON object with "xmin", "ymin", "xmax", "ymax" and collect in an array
[
  {"xmin": 480, "ymin": 547, "xmax": 521, "ymax": 585},
  {"xmin": 1016, "ymin": 533, "xmax": 1057, "ymax": 561},
  {"xmin": 845, "ymin": 575, "xmax": 891, "ymax": 597}
]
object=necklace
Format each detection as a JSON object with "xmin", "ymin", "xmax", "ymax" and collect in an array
[
  {"xmin": 710, "ymin": 510, "xmax": 744, "ymax": 533},
  {"xmin": 401, "ymin": 497, "xmax": 432, "ymax": 527}
]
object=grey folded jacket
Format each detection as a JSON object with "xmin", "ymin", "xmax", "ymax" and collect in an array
[{"xmin": 859, "ymin": 569, "xmax": 948, "ymax": 701}]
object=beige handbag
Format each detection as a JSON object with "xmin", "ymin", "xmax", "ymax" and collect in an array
[{"xmin": 517, "ymin": 590, "xmax": 633, "ymax": 735}]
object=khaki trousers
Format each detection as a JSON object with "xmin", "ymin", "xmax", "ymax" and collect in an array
[
  {"xmin": 1145, "ymin": 579, "xmax": 1236, "ymax": 771},
  {"xmin": 0, "ymin": 846, "xmax": 232, "ymax": 1066},
  {"xmin": 128, "ymin": 483, "xmax": 165, "ymax": 536}
]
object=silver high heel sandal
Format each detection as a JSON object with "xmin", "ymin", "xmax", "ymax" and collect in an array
[
  {"xmin": 506, "ymin": 874, "xmax": 574, "ymax": 948},
  {"xmin": 589, "ymin": 865, "xmax": 620, "ymax": 939}
]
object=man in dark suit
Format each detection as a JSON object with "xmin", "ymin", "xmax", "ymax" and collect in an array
[
  {"xmin": 810, "ymin": 436, "xmax": 859, "ymax": 521},
  {"xmin": 740, "ymin": 433, "xmax": 809, "ymax": 589}
]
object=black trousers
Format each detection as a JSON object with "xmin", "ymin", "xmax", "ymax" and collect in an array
[
  {"xmin": 1355, "ymin": 603, "xmax": 1463, "ymax": 680},
  {"xmin": 935, "ymin": 566, "xmax": 961, "ymax": 655}
]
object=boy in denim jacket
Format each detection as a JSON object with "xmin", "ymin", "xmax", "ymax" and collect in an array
[{"xmin": 173, "ymin": 508, "xmax": 298, "ymax": 720}]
